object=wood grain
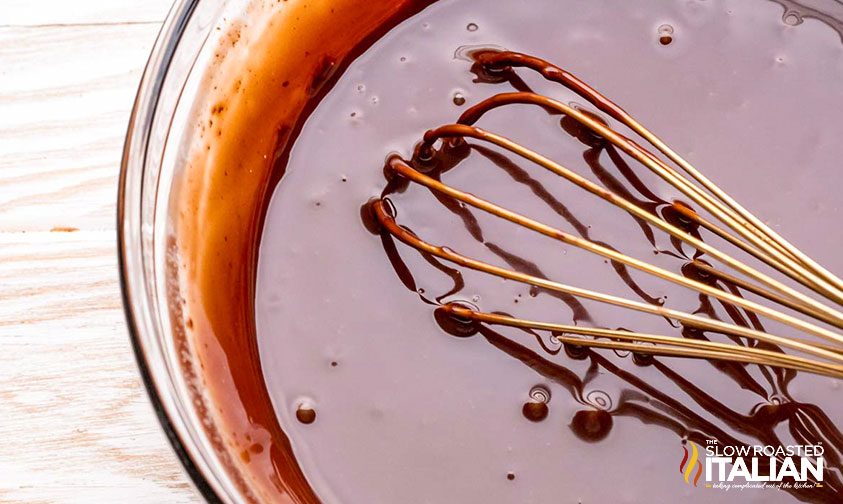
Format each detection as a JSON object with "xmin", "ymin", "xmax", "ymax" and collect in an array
[
  {"xmin": 0, "ymin": 1, "xmax": 200, "ymax": 502},
  {"xmin": 1, "ymin": 1, "xmax": 173, "ymax": 26}
]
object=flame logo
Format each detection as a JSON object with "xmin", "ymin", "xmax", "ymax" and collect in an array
[{"xmin": 679, "ymin": 442, "xmax": 703, "ymax": 487}]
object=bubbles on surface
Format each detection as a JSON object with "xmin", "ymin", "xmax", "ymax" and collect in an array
[
  {"xmin": 783, "ymin": 11, "xmax": 803, "ymax": 26},
  {"xmin": 295, "ymin": 399, "xmax": 317, "ymax": 424},
  {"xmin": 658, "ymin": 23, "xmax": 675, "ymax": 35},
  {"xmin": 530, "ymin": 385, "xmax": 551, "ymax": 404},
  {"xmin": 452, "ymin": 91, "xmax": 466, "ymax": 106},
  {"xmin": 586, "ymin": 389, "xmax": 613, "ymax": 411},
  {"xmin": 523, "ymin": 385, "xmax": 551, "ymax": 422},
  {"xmin": 545, "ymin": 332, "xmax": 563, "ymax": 352},
  {"xmin": 657, "ymin": 23, "xmax": 675, "ymax": 45},
  {"xmin": 466, "ymin": 22, "xmax": 478, "ymax": 32}
]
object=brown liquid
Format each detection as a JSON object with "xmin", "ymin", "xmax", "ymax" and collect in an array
[
  {"xmin": 173, "ymin": 1, "xmax": 436, "ymax": 502},
  {"xmin": 177, "ymin": 0, "xmax": 843, "ymax": 502}
]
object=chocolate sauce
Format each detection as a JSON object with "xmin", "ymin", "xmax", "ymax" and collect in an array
[
  {"xmin": 174, "ymin": 1, "xmax": 437, "ymax": 502},
  {"xmin": 197, "ymin": 0, "xmax": 843, "ymax": 502}
]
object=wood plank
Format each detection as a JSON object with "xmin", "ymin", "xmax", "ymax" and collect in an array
[
  {"xmin": 1, "ymin": 1, "xmax": 201, "ymax": 500},
  {"xmin": 0, "ymin": 23, "xmax": 162, "ymax": 232},
  {"xmin": 0, "ymin": 232, "xmax": 200, "ymax": 503},
  {"xmin": 1, "ymin": 0, "xmax": 173, "ymax": 26}
]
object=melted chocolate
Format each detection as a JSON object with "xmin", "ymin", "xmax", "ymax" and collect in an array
[
  {"xmin": 243, "ymin": 0, "xmax": 843, "ymax": 502},
  {"xmin": 174, "ymin": 1, "xmax": 436, "ymax": 502}
]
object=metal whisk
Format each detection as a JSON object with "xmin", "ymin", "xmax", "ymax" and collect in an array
[{"xmin": 370, "ymin": 50, "xmax": 843, "ymax": 378}]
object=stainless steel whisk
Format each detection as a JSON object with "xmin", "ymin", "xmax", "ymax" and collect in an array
[{"xmin": 371, "ymin": 50, "xmax": 843, "ymax": 378}]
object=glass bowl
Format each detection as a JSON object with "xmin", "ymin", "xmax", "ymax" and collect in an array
[
  {"xmin": 119, "ymin": 0, "xmax": 247, "ymax": 501},
  {"xmin": 118, "ymin": 0, "xmax": 843, "ymax": 503},
  {"xmin": 118, "ymin": 0, "xmax": 291, "ymax": 501},
  {"xmin": 119, "ymin": 1, "xmax": 419, "ymax": 501}
]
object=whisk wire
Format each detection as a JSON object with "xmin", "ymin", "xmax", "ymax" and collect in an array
[{"xmin": 443, "ymin": 305, "xmax": 843, "ymax": 378}]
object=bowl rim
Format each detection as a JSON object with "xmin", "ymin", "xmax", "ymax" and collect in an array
[{"xmin": 117, "ymin": 0, "xmax": 222, "ymax": 502}]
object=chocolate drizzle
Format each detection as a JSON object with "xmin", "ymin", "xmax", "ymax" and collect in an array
[{"xmin": 372, "ymin": 48, "xmax": 843, "ymax": 502}]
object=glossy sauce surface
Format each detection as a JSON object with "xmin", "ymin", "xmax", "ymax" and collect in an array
[
  {"xmin": 251, "ymin": 0, "xmax": 843, "ymax": 502},
  {"xmin": 173, "ymin": 1, "xmax": 435, "ymax": 501}
]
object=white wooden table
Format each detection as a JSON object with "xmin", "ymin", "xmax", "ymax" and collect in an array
[{"xmin": 0, "ymin": 1, "xmax": 200, "ymax": 502}]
